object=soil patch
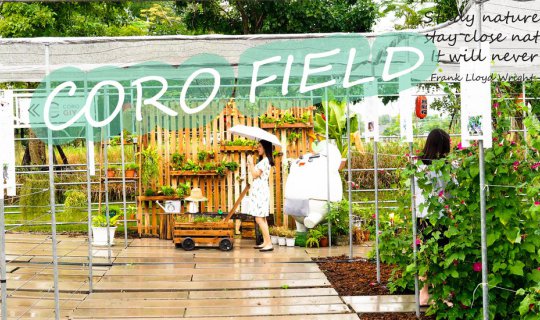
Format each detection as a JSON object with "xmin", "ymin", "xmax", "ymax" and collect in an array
[{"xmin": 315, "ymin": 255, "xmax": 399, "ymax": 296}]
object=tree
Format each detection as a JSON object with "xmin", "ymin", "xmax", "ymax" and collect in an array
[
  {"xmin": 180, "ymin": 0, "xmax": 379, "ymax": 35},
  {"xmin": 380, "ymin": 0, "xmax": 464, "ymax": 30}
]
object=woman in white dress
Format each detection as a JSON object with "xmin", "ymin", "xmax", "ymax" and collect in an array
[{"xmin": 247, "ymin": 140, "xmax": 274, "ymax": 252}]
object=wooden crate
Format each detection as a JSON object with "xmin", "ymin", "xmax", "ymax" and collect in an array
[
  {"xmin": 173, "ymin": 220, "xmax": 234, "ymax": 251},
  {"xmin": 241, "ymin": 220, "xmax": 256, "ymax": 239}
]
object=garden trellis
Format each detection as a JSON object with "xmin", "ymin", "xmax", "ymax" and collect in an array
[{"xmin": 1, "ymin": 0, "xmax": 540, "ymax": 319}]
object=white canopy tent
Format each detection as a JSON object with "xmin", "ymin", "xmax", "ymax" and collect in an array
[{"xmin": 0, "ymin": 0, "xmax": 538, "ymax": 83}]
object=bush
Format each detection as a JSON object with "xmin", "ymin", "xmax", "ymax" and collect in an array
[
  {"xmin": 63, "ymin": 190, "xmax": 87, "ymax": 217},
  {"xmin": 19, "ymin": 175, "xmax": 49, "ymax": 220},
  {"xmin": 381, "ymin": 82, "xmax": 540, "ymax": 319}
]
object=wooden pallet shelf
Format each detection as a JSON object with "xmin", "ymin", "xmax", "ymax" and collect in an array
[
  {"xmin": 219, "ymin": 145, "xmax": 257, "ymax": 152},
  {"xmin": 260, "ymin": 123, "xmax": 313, "ymax": 129},
  {"xmin": 170, "ymin": 170, "xmax": 221, "ymax": 176}
]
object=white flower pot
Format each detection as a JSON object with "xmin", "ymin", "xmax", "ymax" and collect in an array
[
  {"xmin": 92, "ymin": 227, "xmax": 117, "ymax": 246},
  {"xmin": 278, "ymin": 237, "xmax": 286, "ymax": 246},
  {"xmin": 286, "ymin": 238, "xmax": 295, "ymax": 247},
  {"xmin": 271, "ymin": 235, "xmax": 279, "ymax": 245}
]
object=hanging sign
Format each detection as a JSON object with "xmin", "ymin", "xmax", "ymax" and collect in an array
[
  {"xmin": 399, "ymin": 75, "xmax": 414, "ymax": 143},
  {"xmin": 0, "ymin": 90, "xmax": 17, "ymax": 199},
  {"xmin": 460, "ymin": 43, "xmax": 492, "ymax": 148}
]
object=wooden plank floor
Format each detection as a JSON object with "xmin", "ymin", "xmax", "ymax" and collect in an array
[{"xmin": 2, "ymin": 235, "xmax": 360, "ymax": 319}]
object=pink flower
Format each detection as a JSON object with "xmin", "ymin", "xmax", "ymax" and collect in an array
[
  {"xmin": 537, "ymin": 267, "xmax": 540, "ymax": 271},
  {"xmin": 535, "ymin": 201, "xmax": 540, "ymax": 206},
  {"xmin": 372, "ymin": 214, "xmax": 376, "ymax": 219},
  {"xmin": 473, "ymin": 262, "xmax": 482, "ymax": 272},
  {"xmin": 493, "ymin": 102, "xmax": 499, "ymax": 109},
  {"xmin": 513, "ymin": 161, "xmax": 520, "ymax": 170},
  {"xmin": 457, "ymin": 142, "xmax": 464, "ymax": 150},
  {"xmin": 416, "ymin": 238, "xmax": 422, "ymax": 246},
  {"xmin": 438, "ymin": 190, "xmax": 445, "ymax": 198}
]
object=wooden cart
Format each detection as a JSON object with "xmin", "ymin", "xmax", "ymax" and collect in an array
[{"xmin": 173, "ymin": 185, "xmax": 250, "ymax": 251}]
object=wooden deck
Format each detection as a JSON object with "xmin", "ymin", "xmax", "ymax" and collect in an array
[
  {"xmin": 1, "ymin": 234, "xmax": 420, "ymax": 319},
  {"xmin": 1, "ymin": 234, "xmax": 360, "ymax": 319}
]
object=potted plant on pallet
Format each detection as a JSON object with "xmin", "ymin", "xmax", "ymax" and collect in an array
[
  {"xmin": 125, "ymin": 163, "xmax": 139, "ymax": 178},
  {"xmin": 92, "ymin": 207, "xmax": 121, "ymax": 246},
  {"xmin": 285, "ymin": 229, "xmax": 296, "ymax": 247},
  {"xmin": 106, "ymin": 165, "xmax": 118, "ymax": 178}
]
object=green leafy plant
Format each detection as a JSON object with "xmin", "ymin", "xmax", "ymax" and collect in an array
[
  {"xmin": 203, "ymin": 162, "xmax": 216, "ymax": 171},
  {"xmin": 160, "ymin": 186, "xmax": 175, "ymax": 196},
  {"xmin": 193, "ymin": 215, "xmax": 222, "ymax": 223},
  {"xmin": 171, "ymin": 153, "xmax": 185, "ymax": 170},
  {"xmin": 144, "ymin": 189, "xmax": 155, "ymax": 196},
  {"xmin": 224, "ymin": 138, "xmax": 258, "ymax": 147},
  {"xmin": 92, "ymin": 214, "xmax": 121, "ymax": 228},
  {"xmin": 101, "ymin": 205, "xmax": 121, "ymax": 218},
  {"xmin": 380, "ymin": 82, "xmax": 540, "ymax": 319},
  {"xmin": 176, "ymin": 182, "xmax": 191, "ymax": 198},
  {"xmin": 306, "ymin": 228, "xmax": 323, "ymax": 248},
  {"xmin": 517, "ymin": 283, "xmax": 540, "ymax": 319},
  {"xmin": 139, "ymin": 147, "xmax": 160, "ymax": 186},
  {"xmin": 314, "ymin": 100, "xmax": 359, "ymax": 157},
  {"xmin": 109, "ymin": 136, "xmax": 121, "ymax": 146},
  {"xmin": 183, "ymin": 159, "xmax": 201, "ymax": 172},
  {"xmin": 197, "ymin": 150, "xmax": 208, "ymax": 162},
  {"xmin": 20, "ymin": 176, "xmax": 49, "ymax": 220},
  {"xmin": 223, "ymin": 161, "xmax": 239, "ymax": 172},
  {"xmin": 125, "ymin": 163, "xmax": 139, "ymax": 171},
  {"xmin": 287, "ymin": 132, "xmax": 301, "ymax": 143},
  {"xmin": 63, "ymin": 190, "xmax": 87, "ymax": 217}
]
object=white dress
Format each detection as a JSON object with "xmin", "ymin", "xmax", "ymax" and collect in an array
[{"xmin": 249, "ymin": 157, "xmax": 271, "ymax": 217}]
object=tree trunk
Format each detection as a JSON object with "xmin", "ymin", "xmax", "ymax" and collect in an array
[{"xmin": 28, "ymin": 130, "xmax": 46, "ymax": 166}]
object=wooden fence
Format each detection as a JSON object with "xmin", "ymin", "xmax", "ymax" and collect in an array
[{"xmin": 136, "ymin": 100, "xmax": 315, "ymax": 236}]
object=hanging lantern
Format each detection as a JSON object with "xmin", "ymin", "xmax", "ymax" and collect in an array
[{"xmin": 415, "ymin": 96, "xmax": 428, "ymax": 119}]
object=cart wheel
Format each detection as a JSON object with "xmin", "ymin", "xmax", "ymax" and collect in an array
[
  {"xmin": 182, "ymin": 238, "xmax": 195, "ymax": 251},
  {"xmin": 219, "ymin": 238, "xmax": 233, "ymax": 251}
]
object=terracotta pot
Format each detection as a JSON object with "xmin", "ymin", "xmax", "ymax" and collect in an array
[
  {"xmin": 107, "ymin": 169, "xmax": 116, "ymax": 178},
  {"xmin": 320, "ymin": 237, "xmax": 329, "ymax": 247},
  {"xmin": 363, "ymin": 230, "xmax": 371, "ymax": 241},
  {"xmin": 125, "ymin": 169, "xmax": 136, "ymax": 178}
]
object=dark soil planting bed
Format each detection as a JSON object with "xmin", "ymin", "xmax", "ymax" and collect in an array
[
  {"xmin": 315, "ymin": 255, "xmax": 397, "ymax": 296},
  {"xmin": 359, "ymin": 313, "xmax": 433, "ymax": 320}
]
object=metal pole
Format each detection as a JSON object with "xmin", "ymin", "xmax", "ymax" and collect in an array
[
  {"xmin": 346, "ymin": 96, "xmax": 353, "ymax": 259},
  {"xmin": 45, "ymin": 43, "xmax": 61, "ymax": 320},
  {"xmin": 476, "ymin": 2, "xmax": 489, "ymax": 319},
  {"xmin": 324, "ymin": 88, "xmax": 331, "ymax": 246},
  {"xmin": 479, "ymin": 141, "xmax": 489, "ymax": 320},
  {"xmin": 374, "ymin": 141, "xmax": 380, "ymax": 283},
  {"xmin": 409, "ymin": 142, "xmax": 420, "ymax": 318},
  {"xmin": 119, "ymin": 106, "xmax": 128, "ymax": 248},
  {"xmin": 522, "ymin": 82, "xmax": 528, "ymax": 161},
  {"xmin": 103, "ymin": 92, "xmax": 112, "ymax": 263},
  {"xmin": 84, "ymin": 76, "xmax": 94, "ymax": 293},
  {"xmin": 0, "ymin": 198, "xmax": 7, "ymax": 320}
]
